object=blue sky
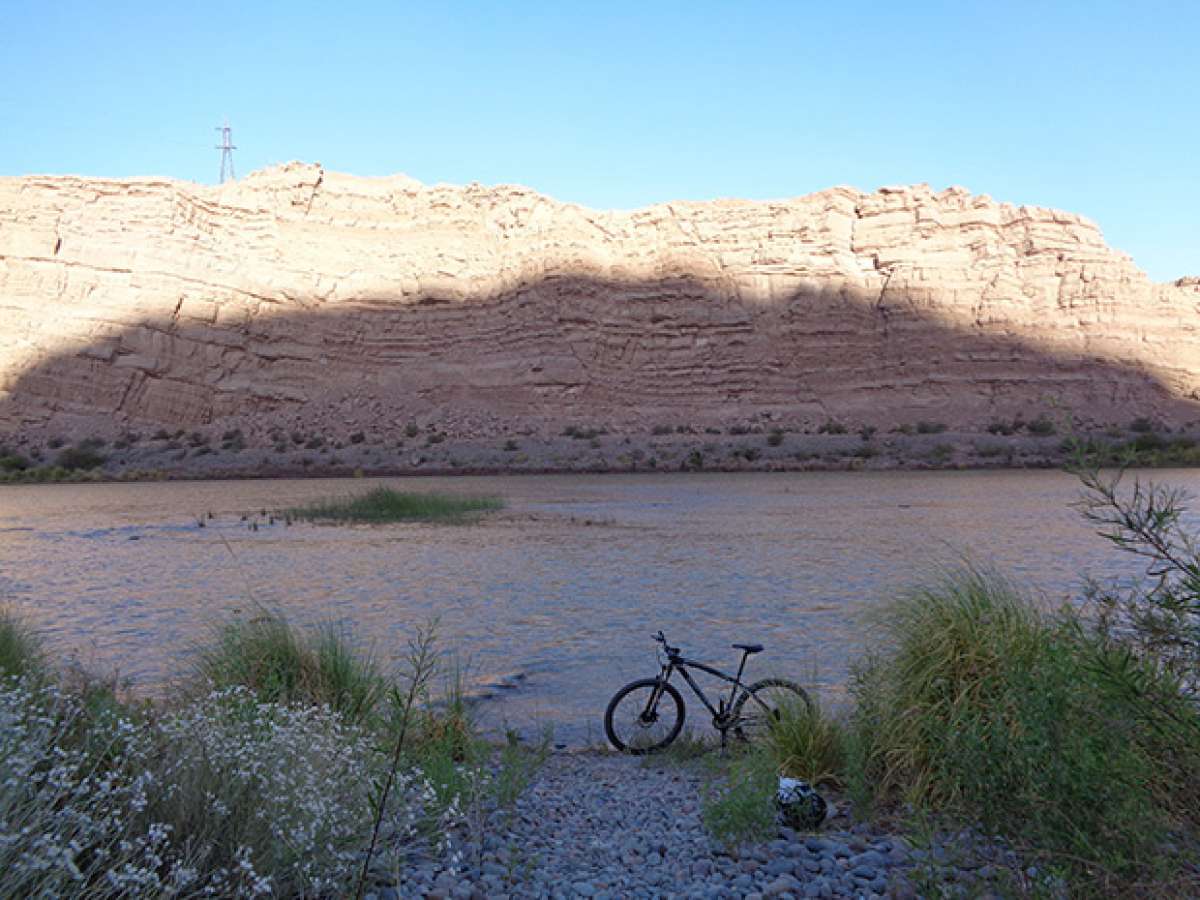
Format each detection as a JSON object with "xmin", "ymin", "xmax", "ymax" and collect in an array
[{"xmin": 2, "ymin": 1, "xmax": 1195, "ymax": 280}]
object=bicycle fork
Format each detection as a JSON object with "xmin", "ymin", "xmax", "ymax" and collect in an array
[{"xmin": 639, "ymin": 666, "xmax": 672, "ymax": 723}]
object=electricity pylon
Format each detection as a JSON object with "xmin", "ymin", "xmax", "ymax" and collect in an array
[{"xmin": 215, "ymin": 120, "xmax": 236, "ymax": 183}]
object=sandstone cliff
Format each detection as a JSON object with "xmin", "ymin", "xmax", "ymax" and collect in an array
[{"xmin": 1, "ymin": 163, "xmax": 1197, "ymax": 441}]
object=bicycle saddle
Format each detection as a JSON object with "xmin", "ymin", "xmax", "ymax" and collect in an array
[{"xmin": 732, "ymin": 643, "xmax": 764, "ymax": 654}]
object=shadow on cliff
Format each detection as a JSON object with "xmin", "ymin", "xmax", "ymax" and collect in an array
[{"xmin": 2, "ymin": 272, "xmax": 1196, "ymax": 434}]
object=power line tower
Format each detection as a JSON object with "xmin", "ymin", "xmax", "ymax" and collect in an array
[{"xmin": 215, "ymin": 119, "xmax": 236, "ymax": 183}]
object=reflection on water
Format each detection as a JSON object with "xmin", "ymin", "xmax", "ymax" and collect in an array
[{"xmin": 2, "ymin": 470, "xmax": 1195, "ymax": 744}]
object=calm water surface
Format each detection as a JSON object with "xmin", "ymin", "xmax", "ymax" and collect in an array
[{"xmin": 2, "ymin": 470, "xmax": 1194, "ymax": 743}]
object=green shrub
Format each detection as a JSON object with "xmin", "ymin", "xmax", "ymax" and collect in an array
[
  {"xmin": 0, "ymin": 452, "xmax": 29, "ymax": 472},
  {"xmin": 55, "ymin": 444, "xmax": 106, "ymax": 471},
  {"xmin": 848, "ymin": 569, "xmax": 1189, "ymax": 880},
  {"xmin": 1132, "ymin": 431, "xmax": 1168, "ymax": 452},
  {"xmin": 817, "ymin": 420, "xmax": 847, "ymax": 435},
  {"xmin": 1026, "ymin": 416, "xmax": 1056, "ymax": 436},
  {"xmin": 702, "ymin": 748, "xmax": 778, "ymax": 845},
  {"xmin": 987, "ymin": 420, "xmax": 1015, "ymax": 436},
  {"xmin": 929, "ymin": 443, "xmax": 954, "ymax": 462}
]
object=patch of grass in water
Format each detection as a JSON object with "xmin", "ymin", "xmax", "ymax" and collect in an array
[{"xmin": 286, "ymin": 487, "xmax": 503, "ymax": 524}]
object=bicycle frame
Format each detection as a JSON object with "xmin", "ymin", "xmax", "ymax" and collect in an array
[{"xmin": 647, "ymin": 652, "xmax": 757, "ymax": 724}]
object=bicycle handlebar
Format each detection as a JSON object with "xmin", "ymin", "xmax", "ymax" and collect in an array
[{"xmin": 652, "ymin": 630, "xmax": 680, "ymax": 657}]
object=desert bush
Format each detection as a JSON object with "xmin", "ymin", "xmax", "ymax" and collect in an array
[
  {"xmin": 0, "ymin": 450, "xmax": 30, "ymax": 472},
  {"xmin": 1129, "ymin": 417, "xmax": 1158, "ymax": 433},
  {"xmin": 1075, "ymin": 467, "xmax": 1200, "ymax": 698},
  {"xmin": 916, "ymin": 421, "xmax": 947, "ymax": 434},
  {"xmin": 56, "ymin": 444, "xmax": 106, "ymax": 471},
  {"xmin": 817, "ymin": 420, "xmax": 847, "ymax": 435},
  {"xmin": 928, "ymin": 443, "xmax": 954, "ymax": 463},
  {"xmin": 766, "ymin": 429, "xmax": 784, "ymax": 447},
  {"xmin": 1026, "ymin": 416, "xmax": 1056, "ymax": 436}
]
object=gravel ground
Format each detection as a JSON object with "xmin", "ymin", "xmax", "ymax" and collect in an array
[{"xmin": 371, "ymin": 751, "xmax": 1042, "ymax": 900}]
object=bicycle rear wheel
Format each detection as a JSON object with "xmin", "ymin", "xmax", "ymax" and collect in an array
[
  {"xmin": 604, "ymin": 678, "xmax": 686, "ymax": 753},
  {"xmin": 731, "ymin": 678, "xmax": 812, "ymax": 742}
]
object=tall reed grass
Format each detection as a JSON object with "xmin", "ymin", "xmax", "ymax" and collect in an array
[
  {"xmin": 193, "ymin": 610, "xmax": 387, "ymax": 728},
  {"xmin": 847, "ymin": 568, "xmax": 1199, "ymax": 885},
  {"xmin": 0, "ymin": 605, "xmax": 46, "ymax": 680}
]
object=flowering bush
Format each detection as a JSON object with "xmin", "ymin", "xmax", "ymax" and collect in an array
[
  {"xmin": 1, "ymin": 680, "xmax": 465, "ymax": 897},
  {"xmin": 149, "ymin": 686, "xmax": 379, "ymax": 895},
  {"xmin": 0, "ymin": 678, "xmax": 182, "ymax": 895}
]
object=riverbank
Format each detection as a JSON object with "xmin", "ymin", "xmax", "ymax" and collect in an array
[
  {"xmin": 5, "ymin": 558, "xmax": 1197, "ymax": 897},
  {"xmin": 3, "ymin": 418, "xmax": 1198, "ymax": 483}
]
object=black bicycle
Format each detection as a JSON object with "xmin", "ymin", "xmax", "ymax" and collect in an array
[{"xmin": 604, "ymin": 630, "xmax": 811, "ymax": 753}]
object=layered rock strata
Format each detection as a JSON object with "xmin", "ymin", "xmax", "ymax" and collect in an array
[{"xmin": 0, "ymin": 163, "xmax": 1197, "ymax": 440}]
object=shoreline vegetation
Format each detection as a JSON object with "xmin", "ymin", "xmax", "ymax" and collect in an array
[
  {"xmin": 3, "ymin": 416, "xmax": 1200, "ymax": 485},
  {"xmin": 3, "ymin": 464, "xmax": 1198, "ymax": 895}
]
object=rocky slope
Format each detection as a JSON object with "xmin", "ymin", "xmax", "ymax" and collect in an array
[{"xmin": 1, "ymin": 163, "xmax": 1197, "ymax": 444}]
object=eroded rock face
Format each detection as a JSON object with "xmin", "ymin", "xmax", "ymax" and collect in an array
[{"xmin": 0, "ymin": 162, "xmax": 1196, "ymax": 439}]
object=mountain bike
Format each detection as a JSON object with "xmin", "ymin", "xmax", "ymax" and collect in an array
[{"xmin": 604, "ymin": 630, "xmax": 811, "ymax": 753}]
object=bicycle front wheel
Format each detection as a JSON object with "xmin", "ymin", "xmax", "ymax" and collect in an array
[
  {"xmin": 731, "ymin": 678, "xmax": 812, "ymax": 742},
  {"xmin": 604, "ymin": 678, "xmax": 686, "ymax": 754}
]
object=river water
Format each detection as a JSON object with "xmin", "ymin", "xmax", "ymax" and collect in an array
[{"xmin": 2, "ymin": 470, "xmax": 1194, "ymax": 744}]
